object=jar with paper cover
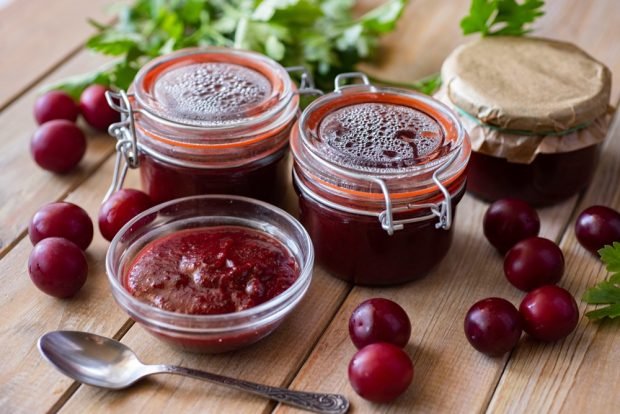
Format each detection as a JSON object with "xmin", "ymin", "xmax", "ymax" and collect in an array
[{"xmin": 437, "ymin": 37, "xmax": 612, "ymax": 206}]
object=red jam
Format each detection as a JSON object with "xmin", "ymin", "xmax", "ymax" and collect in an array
[
  {"xmin": 467, "ymin": 146, "xmax": 599, "ymax": 206},
  {"xmin": 139, "ymin": 140, "xmax": 289, "ymax": 205},
  {"xmin": 125, "ymin": 226, "xmax": 299, "ymax": 315},
  {"xmin": 291, "ymin": 83, "xmax": 470, "ymax": 285},
  {"xmin": 296, "ymin": 185, "xmax": 465, "ymax": 284}
]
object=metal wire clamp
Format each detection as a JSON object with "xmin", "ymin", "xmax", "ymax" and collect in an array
[
  {"xmin": 103, "ymin": 90, "xmax": 139, "ymax": 202},
  {"xmin": 286, "ymin": 66, "xmax": 324, "ymax": 96}
]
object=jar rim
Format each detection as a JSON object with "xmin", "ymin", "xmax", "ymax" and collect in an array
[
  {"xmin": 291, "ymin": 84, "xmax": 471, "ymax": 204},
  {"xmin": 132, "ymin": 47, "xmax": 296, "ymax": 133},
  {"xmin": 117, "ymin": 48, "xmax": 299, "ymax": 170}
]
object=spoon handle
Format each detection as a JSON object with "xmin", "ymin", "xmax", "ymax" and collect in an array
[{"xmin": 156, "ymin": 365, "xmax": 349, "ymax": 414}]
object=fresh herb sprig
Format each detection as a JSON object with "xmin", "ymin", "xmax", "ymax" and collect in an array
[
  {"xmin": 583, "ymin": 242, "xmax": 620, "ymax": 320},
  {"xmin": 48, "ymin": 0, "xmax": 406, "ymax": 98},
  {"xmin": 460, "ymin": 0, "xmax": 545, "ymax": 36}
]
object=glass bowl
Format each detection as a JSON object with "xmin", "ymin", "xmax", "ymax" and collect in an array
[{"xmin": 106, "ymin": 195, "xmax": 314, "ymax": 353}]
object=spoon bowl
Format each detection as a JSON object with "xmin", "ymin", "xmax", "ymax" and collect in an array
[
  {"xmin": 38, "ymin": 331, "xmax": 154, "ymax": 389},
  {"xmin": 38, "ymin": 331, "xmax": 349, "ymax": 414}
]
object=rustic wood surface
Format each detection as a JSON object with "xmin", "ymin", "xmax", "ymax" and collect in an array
[
  {"xmin": 0, "ymin": 0, "xmax": 121, "ymax": 109},
  {"xmin": 1, "ymin": 0, "xmax": 619, "ymax": 413}
]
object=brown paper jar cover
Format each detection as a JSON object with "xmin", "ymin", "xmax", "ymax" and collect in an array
[
  {"xmin": 436, "ymin": 86, "xmax": 611, "ymax": 164},
  {"xmin": 438, "ymin": 36, "xmax": 612, "ymax": 164},
  {"xmin": 441, "ymin": 36, "xmax": 611, "ymax": 131}
]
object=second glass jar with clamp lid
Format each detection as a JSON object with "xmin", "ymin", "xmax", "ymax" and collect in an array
[{"xmin": 290, "ymin": 73, "xmax": 471, "ymax": 285}]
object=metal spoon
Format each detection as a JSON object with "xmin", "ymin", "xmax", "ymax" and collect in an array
[{"xmin": 38, "ymin": 331, "xmax": 349, "ymax": 414}]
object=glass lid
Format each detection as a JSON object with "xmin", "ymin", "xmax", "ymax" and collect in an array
[
  {"xmin": 133, "ymin": 48, "xmax": 293, "ymax": 129},
  {"xmin": 317, "ymin": 102, "xmax": 445, "ymax": 171},
  {"xmin": 298, "ymin": 86, "xmax": 456, "ymax": 176}
]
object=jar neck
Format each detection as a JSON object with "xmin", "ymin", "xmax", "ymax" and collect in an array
[
  {"xmin": 290, "ymin": 103, "xmax": 470, "ymax": 212},
  {"xmin": 292, "ymin": 145, "xmax": 468, "ymax": 213},
  {"xmin": 134, "ymin": 94, "xmax": 299, "ymax": 169}
]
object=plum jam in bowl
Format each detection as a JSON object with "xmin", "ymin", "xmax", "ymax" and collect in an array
[{"xmin": 105, "ymin": 195, "xmax": 314, "ymax": 353}]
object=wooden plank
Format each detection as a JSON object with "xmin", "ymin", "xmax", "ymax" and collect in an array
[
  {"xmin": 0, "ymin": 158, "xmax": 137, "ymax": 414},
  {"xmin": 485, "ymin": 114, "xmax": 620, "ymax": 414},
  {"xmin": 0, "ymin": 0, "xmax": 115, "ymax": 108},
  {"xmin": 0, "ymin": 50, "xmax": 116, "ymax": 257}
]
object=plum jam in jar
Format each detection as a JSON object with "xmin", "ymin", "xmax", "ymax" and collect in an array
[
  {"xmin": 104, "ymin": 48, "xmax": 311, "ymax": 205},
  {"xmin": 291, "ymin": 73, "xmax": 471, "ymax": 285}
]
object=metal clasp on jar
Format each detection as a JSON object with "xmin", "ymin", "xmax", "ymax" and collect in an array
[
  {"xmin": 286, "ymin": 66, "xmax": 324, "ymax": 97},
  {"xmin": 103, "ymin": 90, "xmax": 139, "ymax": 202},
  {"xmin": 376, "ymin": 148, "xmax": 461, "ymax": 234},
  {"xmin": 294, "ymin": 149, "xmax": 459, "ymax": 236},
  {"xmin": 333, "ymin": 72, "xmax": 378, "ymax": 93}
]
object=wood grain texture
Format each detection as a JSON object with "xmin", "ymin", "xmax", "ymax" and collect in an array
[
  {"xmin": 0, "ymin": 0, "xmax": 116, "ymax": 108},
  {"xmin": 0, "ymin": 158, "xmax": 137, "ymax": 414},
  {"xmin": 0, "ymin": 51, "xmax": 115, "ymax": 257},
  {"xmin": 535, "ymin": 0, "xmax": 620, "ymax": 101},
  {"xmin": 358, "ymin": 0, "xmax": 471, "ymax": 82},
  {"xmin": 486, "ymin": 114, "xmax": 620, "ymax": 414}
]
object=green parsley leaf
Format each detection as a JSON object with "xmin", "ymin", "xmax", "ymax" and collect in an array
[
  {"xmin": 41, "ymin": 64, "xmax": 116, "ymax": 99},
  {"xmin": 265, "ymin": 34, "xmax": 286, "ymax": 61},
  {"xmin": 583, "ymin": 242, "xmax": 620, "ymax": 320},
  {"xmin": 320, "ymin": 0, "xmax": 355, "ymax": 19},
  {"xmin": 586, "ymin": 304, "xmax": 620, "ymax": 320},
  {"xmin": 86, "ymin": 32, "xmax": 143, "ymax": 56},
  {"xmin": 179, "ymin": 0, "xmax": 205, "ymax": 23},
  {"xmin": 460, "ymin": 0, "xmax": 545, "ymax": 37},
  {"xmin": 599, "ymin": 242, "xmax": 620, "ymax": 273},
  {"xmin": 460, "ymin": 0, "xmax": 497, "ymax": 36},
  {"xmin": 111, "ymin": 61, "xmax": 140, "ymax": 90},
  {"xmin": 50, "ymin": 0, "xmax": 407, "ymax": 97},
  {"xmin": 411, "ymin": 73, "xmax": 443, "ymax": 95},
  {"xmin": 358, "ymin": 0, "xmax": 406, "ymax": 33}
]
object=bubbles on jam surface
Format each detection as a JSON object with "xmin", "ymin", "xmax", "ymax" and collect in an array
[
  {"xmin": 317, "ymin": 103, "xmax": 444, "ymax": 170},
  {"xmin": 125, "ymin": 227, "xmax": 299, "ymax": 315},
  {"xmin": 153, "ymin": 63, "xmax": 271, "ymax": 124}
]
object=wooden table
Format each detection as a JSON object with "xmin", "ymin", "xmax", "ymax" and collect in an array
[{"xmin": 1, "ymin": 1, "xmax": 620, "ymax": 412}]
